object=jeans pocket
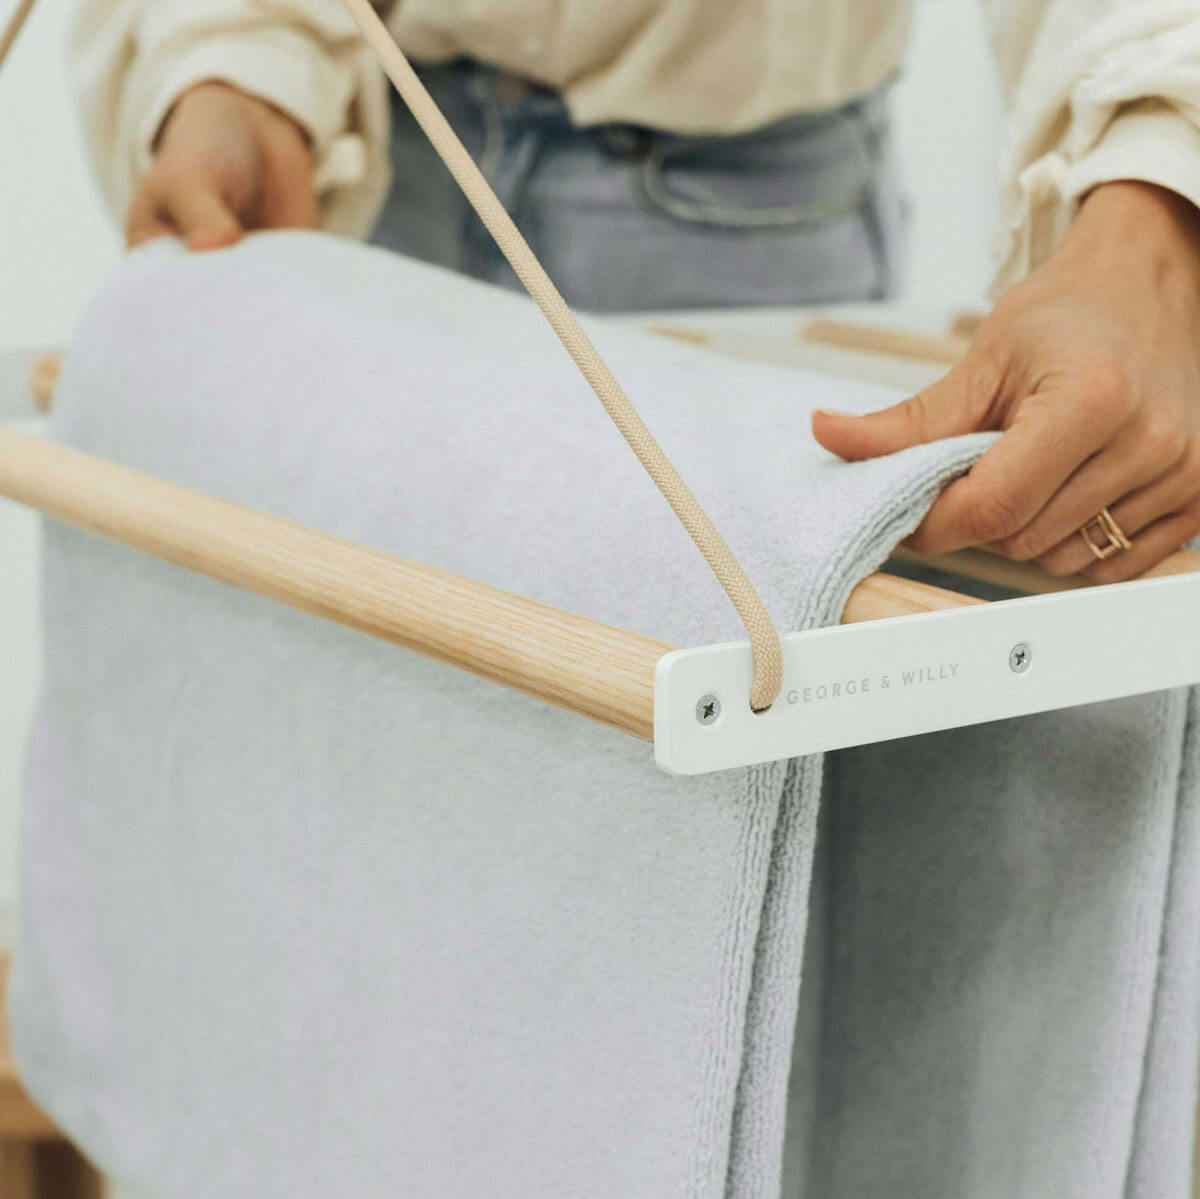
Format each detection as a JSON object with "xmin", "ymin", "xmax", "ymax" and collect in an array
[{"xmin": 639, "ymin": 104, "xmax": 881, "ymax": 230}]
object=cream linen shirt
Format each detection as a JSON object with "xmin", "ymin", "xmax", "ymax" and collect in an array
[{"xmin": 72, "ymin": 0, "xmax": 1200, "ymax": 293}]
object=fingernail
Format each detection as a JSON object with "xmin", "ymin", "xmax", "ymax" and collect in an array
[{"xmin": 814, "ymin": 408, "xmax": 857, "ymax": 418}]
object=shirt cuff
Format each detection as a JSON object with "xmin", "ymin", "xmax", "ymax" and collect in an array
[
  {"xmin": 1063, "ymin": 99, "xmax": 1200, "ymax": 214},
  {"xmin": 129, "ymin": 28, "xmax": 390, "ymax": 239},
  {"xmin": 992, "ymin": 100, "xmax": 1200, "ymax": 296}
]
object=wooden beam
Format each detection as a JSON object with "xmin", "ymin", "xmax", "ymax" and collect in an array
[
  {"xmin": 0, "ymin": 427, "xmax": 984, "ymax": 741},
  {"xmin": 12, "ymin": 336, "xmax": 1198, "ymax": 743},
  {"xmin": 0, "ymin": 426, "xmax": 672, "ymax": 739},
  {"xmin": 797, "ymin": 318, "xmax": 969, "ymax": 366},
  {"xmin": 842, "ymin": 568, "xmax": 984, "ymax": 621},
  {"xmin": 28, "ymin": 355, "xmax": 59, "ymax": 414},
  {"xmin": 949, "ymin": 310, "xmax": 986, "ymax": 340},
  {"xmin": 0, "ymin": 1142, "xmax": 36, "ymax": 1199},
  {"xmin": 892, "ymin": 544, "xmax": 1200, "ymax": 597}
]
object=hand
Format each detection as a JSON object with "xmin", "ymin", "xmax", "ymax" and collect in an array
[
  {"xmin": 812, "ymin": 181, "xmax": 1200, "ymax": 582},
  {"xmin": 127, "ymin": 81, "xmax": 317, "ymax": 251}
]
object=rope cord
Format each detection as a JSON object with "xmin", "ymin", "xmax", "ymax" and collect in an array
[
  {"xmin": 0, "ymin": 0, "xmax": 35, "ymax": 71},
  {"xmin": 339, "ymin": 0, "xmax": 783, "ymax": 710}
]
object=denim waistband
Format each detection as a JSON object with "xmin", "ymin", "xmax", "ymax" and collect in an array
[
  {"xmin": 379, "ymin": 58, "xmax": 904, "ymax": 306},
  {"xmin": 406, "ymin": 59, "xmax": 894, "ymax": 231},
  {"xmin": 416, "ymin": 56, "xmax": 893, "ymax": 149}
]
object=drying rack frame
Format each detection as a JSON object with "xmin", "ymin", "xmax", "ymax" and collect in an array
[
  {"xmin": 5, "ymin": 328, "xmax": 1199, "ymax": 775},
  {"xmin": 5, "ymin": 0, "xmax": 1198, "ymax": 774}
]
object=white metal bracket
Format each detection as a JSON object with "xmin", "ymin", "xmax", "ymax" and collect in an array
[{"xmin": 654, "ymin": 571, "xmax": 1200, "ymax": 775}]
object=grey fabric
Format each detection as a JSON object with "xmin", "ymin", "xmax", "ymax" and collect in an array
[
  {"xmin": 7, "ymin": 234, "xmax": 1196, "ymax": 1199},
  {"xmin": 369, "ymin": 62, "xmax": 905, "ymax": 311},
  {"xmin": 783, "ymin": 694, "xmax": 1200, "ymax": 1199}
]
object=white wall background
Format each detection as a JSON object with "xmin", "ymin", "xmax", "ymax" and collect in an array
[
  {"xmin": 0, "ymin": 0, "xmax": 121, "ymax": 353},
  {"xmin": 893, "ymin": 0, "xmax": 1005, "ymax": 309},
  {"xmin": 0, "ymin": 0, "xmax": 1004, "ymax": 910}
]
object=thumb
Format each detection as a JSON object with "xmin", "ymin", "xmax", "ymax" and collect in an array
[{"xmin": 811, "ymin": 361, "xmax": 992, "ymax": 462}]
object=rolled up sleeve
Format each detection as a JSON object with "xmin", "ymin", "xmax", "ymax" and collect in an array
[
  {"xmin": 984, "ymin": 2, "xmax": 1200, "ymax": 295},
  {"xmin": 71, "ymin": 0, "xmax": 391, "ymax": 238}
]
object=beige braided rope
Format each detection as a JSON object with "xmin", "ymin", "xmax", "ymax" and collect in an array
[
  {"xmin": 0, "ymin": 0, "xmax": 36, "ymax": 70},
  {"xmin": 340, "ymin": 0, "xmax": 783, "ymax": 710}
]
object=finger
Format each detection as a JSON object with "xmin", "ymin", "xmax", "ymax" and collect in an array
[
  {"xmin": 1077, "ymin": 501, "xmax": 1200, "ymax": 584},
  {"xmin": 1038, "ymin": 447, "xmax": 1200, "ymax": 577},
  {"xmin": 127, "ymin": 215, "xmax": 175, "ymax": 248},
  {"xmin": 812, "ymin": 359, "xmax": 997, "ymax": 462},
  {"xmin": 126, "ymin": 187, "xmax": 176, "ymax": 248},
  {"xmin": 260, "ymin": 178, "xmax": 318, "ymax": 230},
  {"xmin": 906, "ymin": 389, "xmax": 1121, "ymax": 555},
  {"xmin": 159, "ymin": 171, "xmax": 243, "ymax": 250},
  {"xmin": 993, "ymin": 418, "xmax": 1187, "ymax": 562}
]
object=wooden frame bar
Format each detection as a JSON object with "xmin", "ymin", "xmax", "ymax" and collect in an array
[
  {"xmin": 0, "ymin": 427, "xmax": 668, "ymax": 738},
  {"xmin": 6, "ymin": 336, "xmax": 1197, "ymax": 743},
  {"xmin": 890, "ymin": 543, "xmax": 1200, "ymax": 595},
  {"xmin": 797, "ymin": 318, "xmax": 969, "ymax": 366},
  {"xmin": 0, "ymin": 426, "xmax": 980, "ymax": 741}
]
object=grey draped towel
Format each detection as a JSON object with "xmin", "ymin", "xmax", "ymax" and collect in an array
[{"xmin": 8, "ymin": 234, "xmax": 1197, "ymax": 1198}]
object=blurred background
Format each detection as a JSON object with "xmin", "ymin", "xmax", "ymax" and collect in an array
[{"xmin": 0, "ymin": 0, "xmax": 1003, "ymax": 915}]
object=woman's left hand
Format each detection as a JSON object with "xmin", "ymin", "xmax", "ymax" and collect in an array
[{"xmin": 812, "ymin": 180, "xmax": 1200, "ymax": 582}]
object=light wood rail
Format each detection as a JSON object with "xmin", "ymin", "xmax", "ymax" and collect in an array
[
  {"xmin": 892, "ymin": 544, "xmax": 1200, "ymax": 595},
  {"xmin": 797, "ymin": 318, "xmax": 970, "ymax": 365},
  {"xmin": 10, "ymin": 340, "xmax": 1200, "ymax": 741},
  {"xmin": 0, "ymin": 427, "xmax": 984, "ymax": 742}
]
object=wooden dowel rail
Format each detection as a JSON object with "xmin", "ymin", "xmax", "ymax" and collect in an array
[
  {"xmin": 28, "ymin": 354, "xmax": 59, "ymax": 413},
  {"xmin": 12, "ymin": 337, "xmax": 1197, "ymax": 744},
  {"xmin": 797, "ymin": 318, "xmax": 970, "ymax": 366},
  {"xmin": 0, "ymin": 426, "xmax": 981, "ymax": 741},
  {"xmin": 0, "ymin": 427, "xmax": 669, "ymax": 738},
  {"xmin": 890, "ymin": 543, "xmax": 1200, "ymax": 595}
]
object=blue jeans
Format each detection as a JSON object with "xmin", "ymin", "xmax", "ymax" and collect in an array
[{"xmin": 369, "ymin": 61, "xmax": 906, "ymax": 312}]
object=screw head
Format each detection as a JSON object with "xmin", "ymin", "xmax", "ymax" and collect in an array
[
  {"xmin": 1009, "ymin": 641, "xmax": 1032, "ymax": 673},
  {"xmin": 695, "ymin": 693, "xmax": 722, "ymax": 726}
]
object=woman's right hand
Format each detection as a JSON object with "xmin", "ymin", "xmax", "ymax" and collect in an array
[{"xmin": 127, "ymin": 81, "xmax": 318, "ymax": 251}]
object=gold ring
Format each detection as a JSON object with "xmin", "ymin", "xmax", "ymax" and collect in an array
[{"xmin": 1080, "ymin": 507, "xmax": 1132, "ymax": 561}]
